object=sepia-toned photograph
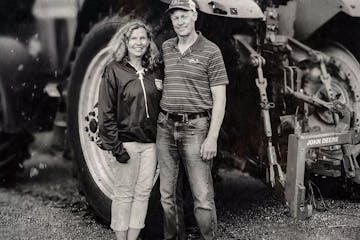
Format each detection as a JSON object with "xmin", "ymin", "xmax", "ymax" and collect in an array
[{"xmin": 1, "ymin": 0, "xmax": 360, "ymax": 239}]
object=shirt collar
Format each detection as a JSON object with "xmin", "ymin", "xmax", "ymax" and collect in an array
[
  {"xmin": 190, "ymin": 32, "xmax": 205, "ymax": 51},
  {"xmin": 170, "ymin": 31, "xmax": 205, "ymax": 52}
]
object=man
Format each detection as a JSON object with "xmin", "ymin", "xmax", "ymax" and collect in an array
[{"xmin": 157, "ymin": 0, "xmax": 228, "ymax": 239}]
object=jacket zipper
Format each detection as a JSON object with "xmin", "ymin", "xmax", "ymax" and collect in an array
[{"xmin": 136, "ymin": 69, "xmax": 150, "ymax": 119}]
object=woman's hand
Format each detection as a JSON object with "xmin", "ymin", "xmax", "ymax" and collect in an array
[{"xmin": 114, "ymin": 150, "xmax": 130, "ymax": 163}]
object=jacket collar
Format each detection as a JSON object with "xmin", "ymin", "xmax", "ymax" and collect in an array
[{"xmin": 117, "ymin": 60, "xmax": 148, "ymax": 74}]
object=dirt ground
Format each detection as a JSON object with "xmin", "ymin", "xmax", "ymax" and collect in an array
[{"xmin": 1, "ymin": 132, "xmax": 360, "ymax": 240}]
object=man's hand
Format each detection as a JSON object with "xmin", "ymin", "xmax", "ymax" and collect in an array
[
  {"xmin": 200, "ymin": 136, "xmax": 217, "ymax": 161},
  {"xmin": 199, "ymin": 85, "xmax": 226, "ymax": 161}
]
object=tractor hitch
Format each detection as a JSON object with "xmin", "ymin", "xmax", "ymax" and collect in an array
[{"xmin": 285, "ymin": 130, "xmax": 360, "ymax": 219}]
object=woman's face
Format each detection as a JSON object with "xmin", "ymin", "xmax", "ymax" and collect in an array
[{"xmin": 126, "ymin": 27, "xmax": 150, "ymax": 59}]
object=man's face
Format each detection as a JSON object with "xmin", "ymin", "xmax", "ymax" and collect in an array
[{"xmin": 170, "ymin": 9, "xmax": 197, "ymax": 37}]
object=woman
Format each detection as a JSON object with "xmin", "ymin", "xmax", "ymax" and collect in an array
[{"xmin": 98, "ymin": 20, "xmax": 162, "ymax": 240}]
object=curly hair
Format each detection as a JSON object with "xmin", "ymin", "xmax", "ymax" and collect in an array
[{"xmin": 108, "ymin": 20, "xmax": 160, "ymax": 70}]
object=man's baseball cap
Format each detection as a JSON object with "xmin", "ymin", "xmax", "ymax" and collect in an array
[{"xmin": 166, "ymin": 0, "xmax": 197, "ymax": 13}]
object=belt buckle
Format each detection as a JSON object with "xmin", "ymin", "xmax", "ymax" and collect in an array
[{"xmin": 178, "ymin": 113, "xmax": 188, "ymax": 122}]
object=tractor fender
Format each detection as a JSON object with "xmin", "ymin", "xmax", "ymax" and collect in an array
[
  {"xmin": 160, "ymin": 0, "xmax": 264, "ymax": 19},
  {"xmin": 334, "ymin": 0, "xmax": 360, "ymax": 16},
  {"xmin": 0, "ymin": 37, "xmax": 35, "ymax": 132},
  {"xmin": 295, "ymin": 0, "xmax": 360, "ymax": 40}
]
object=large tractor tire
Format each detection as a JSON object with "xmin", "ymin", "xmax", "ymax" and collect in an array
[
  {"xmin": 306, "ymin": 43, "xmax": 360, "ymax": 157},
  {"xmin": 0, "ymin": 55, "xmax": 33, "ymax": 183},
  {"xmin": 277, "ymin": 42, "xmax": 360, "ymax": 199},
  {"xmin": 67, "ymin": 13, "xmax": 163, "ymax": 237},
  {"xmin": 312, "ymin": 43, "xmax": 360, "ymax": 196}
]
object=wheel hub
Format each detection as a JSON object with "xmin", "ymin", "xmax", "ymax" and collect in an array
[{"xmin": 314, "ymin": 81, "xmax": 350, "ymax": 125}]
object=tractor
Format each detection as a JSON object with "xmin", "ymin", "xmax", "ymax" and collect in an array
[{"xmin": 1, "ymin": 0, "xmax": 360, "ymax": 230}]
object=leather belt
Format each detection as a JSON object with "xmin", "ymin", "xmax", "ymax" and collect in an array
[{"xmin": 160, "ymin": 109, "xmax": 208, "ymax": 122}]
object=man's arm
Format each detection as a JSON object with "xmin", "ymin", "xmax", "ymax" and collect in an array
[{"xmin": 200, "ymin": 84, "xmax": 226, "ymax": 160}]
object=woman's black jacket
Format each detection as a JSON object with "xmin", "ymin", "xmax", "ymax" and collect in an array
[{"xmin": 98, "ymin": 61, "xmax": 161, "ymax": 157}]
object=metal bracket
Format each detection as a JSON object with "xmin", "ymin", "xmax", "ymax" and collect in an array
[
  {"xmin": 267, "ymin": 144, "xmax": 285, "ymax": 188},
  {"xmin": 285, "ymin": 131, "xmax": 355, "ymax": 219},
  {"xmin": 318, "ymin": 56, "xmax": 335, "ymax": 101},
  {"xmin": 283, "ymin": 66, "xmax": 302, "ymax": 93},
  {"xmin": 233, "ymin": 34, "xmax": 285, "ymax": 189}
]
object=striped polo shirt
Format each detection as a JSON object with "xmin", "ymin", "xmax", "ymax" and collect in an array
[{"xmin": 160, "ymin": 33, "xmax": 228, "ymax": 113}]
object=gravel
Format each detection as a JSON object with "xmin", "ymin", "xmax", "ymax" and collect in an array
[
  {"xmin": 213, "ymin": 169, "xmax": 360, "ymax": 240},
  {"xmin": 1, "ymin": 132, "xmax": 360, "ymax": 240},
  {"xmin": 0, "ymin": 146, "xmax": 113, "ymax": 240}
]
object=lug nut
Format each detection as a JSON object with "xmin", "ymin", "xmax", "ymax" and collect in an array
[
  {"xmin": 90, "ymin": 119, "xmax": 98, "ymax": 133},
  {"xmin": 85, "ymin": 116, "xmax": 89, "ymax": 121},
  {"xmin": 84, "ymin": 127, "xmax": 89, "ymax": 132}
]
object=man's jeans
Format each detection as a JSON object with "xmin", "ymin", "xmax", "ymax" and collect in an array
[
  {"xmin": 157, "ymin": 112, "xmax": 217, "ymax": 240},
  {"xmin": 110, "ymin": 142, "xmax": 157, "ymax": 231}
]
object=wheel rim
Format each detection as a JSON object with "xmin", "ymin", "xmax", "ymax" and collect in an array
[
  {"xmin": 78, "ymin": 46, "xmax": 115, "ymax": 199},
  {"xmin": 313, "ymin": 81, "xmax": 350, "ymax": 125},
  {"xmin": 305, "ymin": 75, "xmax": 352, "ymax": 132}
]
